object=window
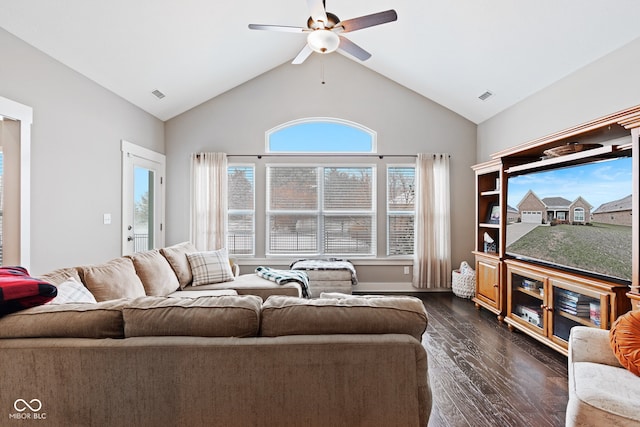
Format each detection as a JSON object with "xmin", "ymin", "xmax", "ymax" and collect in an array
[
  {"xmin": 266, "ymin": 165, "xmax": 375, "ymax": 256},
  {"xmin": 387, "ymin": 166, "xmax": 415, "ymax": 255},
  {"xmin": 574, "ymin": 207, "xmax": 585, "ymax": 222},
  {"xmin": 267, "ymin": 118, "xmax": 375, "ymax": 153},
  {"xmin": 227, "ymin": 165, "xmax": 255, "ymax": 255}
]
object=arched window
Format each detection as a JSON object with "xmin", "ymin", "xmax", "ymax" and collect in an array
[
  {"xmin": 266, "ymin": 118, "xmax": 376, "ymax": 153},
  {"xmin": 574, "ymin": 207, "xmax": 585, "ymax": 222}
]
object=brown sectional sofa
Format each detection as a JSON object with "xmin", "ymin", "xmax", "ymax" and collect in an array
[{"xmin": 0, "ymin": 244, "xmax": 432, "ymax": 426}]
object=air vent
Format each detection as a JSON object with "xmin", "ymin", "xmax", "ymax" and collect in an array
[
  {"xmin": 478, "ymin": 91, "xmax": 493, "ymax": 101},
  {"xmin": 151, "ymin": 89, "xmax": 166, "ymax": 99}
]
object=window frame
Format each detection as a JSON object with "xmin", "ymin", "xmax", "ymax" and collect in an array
[
  {"xmin": 265, "ymin": 163, "xmax": 377, "ymax": 257},
  {"xmin": 386, "ymin": 164, "xmax": 416, "ymax": 256},
  {"xmin": 265, "ymin": 117, "xmax": 377, "ymax": 154},
  {"xmin": 227, "ymin": 163, "xmax": 256, "ymax": 256}
]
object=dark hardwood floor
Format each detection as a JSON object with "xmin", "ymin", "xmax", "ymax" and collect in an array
[{"xmin": 417, "ymin": 293, "xmax": 568, "ymax": 427}]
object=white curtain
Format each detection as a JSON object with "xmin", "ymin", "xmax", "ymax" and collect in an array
[
  {"xmin": 190, "ymin": 152, "xmax": 228, "ymax": 251},
  {"xmin": 413, "ymin": 153, "xmax": 452, "ymax": 289}
]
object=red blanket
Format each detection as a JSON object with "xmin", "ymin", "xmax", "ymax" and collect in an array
[{"xmin": 0, "ymin": 266, "xmax": 57, "ymax": 315}]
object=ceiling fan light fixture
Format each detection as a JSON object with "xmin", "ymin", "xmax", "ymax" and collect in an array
[{"xmin": 307, "ymin": 29, "xmax": 340, "ymax": 54}]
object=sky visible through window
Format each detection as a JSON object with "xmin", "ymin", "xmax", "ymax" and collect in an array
[
  {"xmin": 507, "ymin": 156, "xmax": 633, "ymax": 210},
  {"xmin": 269, "ymin": 121, "xmax": 373, "ymax": 152}
]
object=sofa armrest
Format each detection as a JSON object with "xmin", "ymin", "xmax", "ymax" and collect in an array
[{"xmin": 568, "ymin": 326, "xmax": 621, "ymax": 367}]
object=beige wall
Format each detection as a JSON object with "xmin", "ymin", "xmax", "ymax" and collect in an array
[
  {"xmin": 477, "ymin": 37, "xmax": 640, "ymax": 162},
  {"xmin": 0, "ymin": 28, "xmax": 164, "ymax": 274},
  {"xmin": 165, "ymin": 54, "xmax": 477, "ymax": 288}
]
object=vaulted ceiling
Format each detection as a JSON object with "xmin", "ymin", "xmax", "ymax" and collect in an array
[{"xmin": 2, "ymin": 0, "xmax": 640, "ymax": 123}]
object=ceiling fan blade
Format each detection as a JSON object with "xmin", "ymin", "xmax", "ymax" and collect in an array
[
  {"xmin": 306, "ymin": 0, "xmax": 328, "ymax": 24},
  {"xmin": 337, "ymin": 36, "xmax": 371, "ymax": 61},
  {"xmin": 292, "ymin": 44, "xmax": 314, "ymax": 65},
  {"xmin": 248, "ymin": 24, "xmax": 306, "ymax": 33},
  {"xmin": 338, "ymin": 9, "xmax": 397, "ymax": 33}
]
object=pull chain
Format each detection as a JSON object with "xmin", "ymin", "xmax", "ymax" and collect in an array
[{"xmin": 321, "ymin": 60, "xmax": 325, "ymax": 85}]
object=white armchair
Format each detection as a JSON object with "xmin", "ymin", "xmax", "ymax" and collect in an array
[{"xmin": 566, "ymin": 326, "xmax": 640, "ymax": 426}]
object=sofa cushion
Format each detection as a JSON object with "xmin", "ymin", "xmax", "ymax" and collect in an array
[
  {"xmin": 38, "ymin": 266, "xmax": 83, "ymax": 286},
  {"xmin": 123, "ymin": 295, "xmax": 262, "ymax": 338},
  {"xmin": 260, "ymin": 295, "xmax": 428, "ymax": 340},
  {"xmin": 80, "ymin": 257, "xmax": 146, "ymax": 302},
  {"xmin": 128, "ymin": 249, "xmax": 180, "ymax": 296},
  {"xmin": 47, "ymin": 277, "xmax": 97, "ymax": 304},
  {"xmin": 0, "ymin": 266, "xmax": 58, "ymax": 315},
  {"xmin": 187, "ymin": 248, "xmax": 235, "ymax": 287},
  {"xmin": 0, "ymin": 299, "xmax": 128, "ymax": 338},
  {"xmin": 160, "ymin": 241, "xmax": 198, "ymax": 289},
  {"xmin": 609, "ymin": 310, "xmax": 640, "ymax": 376}
]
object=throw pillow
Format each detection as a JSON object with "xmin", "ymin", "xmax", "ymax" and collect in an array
[
  {"xmin": 609, "ymin": 310, "xmax": 640, "ymax": 376},
  {"xmin": 80, "ymin": 257, "xmax": 146, "ymax": 302},
  {"xmin": 160, "ymin": 242, "xmax": 198, "ymax": 289},
  {"xmin": 187, "ymin": 248, "xmax": 235, "ymax": 287},
  {"xmin": 128, "ymin": 249, "xmax": 180, "ymax": 296},
  {"xmin": 47, "ymin": 277, "xmax": 97, "ymax": 305},
  {"xmin": 0, "ymin": 266, "xmax": 57, "ymax": 315}
]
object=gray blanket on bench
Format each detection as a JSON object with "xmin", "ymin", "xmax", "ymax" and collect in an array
[{"xmin": 255, "ymin": 267, "xmax": 311, "ymax": 298}]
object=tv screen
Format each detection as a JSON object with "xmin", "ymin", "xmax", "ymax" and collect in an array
[{"xmin": 506, "ymin": 155, "xmax": 633, "ymax": 284}]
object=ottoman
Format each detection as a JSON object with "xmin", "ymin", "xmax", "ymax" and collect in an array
[{"xmin": 290, "ymin": 259, "xmax": 357, "ymax": 298}]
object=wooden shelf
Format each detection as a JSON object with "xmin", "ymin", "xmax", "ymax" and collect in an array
[
  {"xmin": 556, "ymin": 310, "xmax": 594, "ymax": 328},
  {"xmin": 515, "ymin": 286, "xmax": 543, "ymax": 301},
  {"xmin": 479, "ymin": 223, "xmax": 500, "ymax": 229}
]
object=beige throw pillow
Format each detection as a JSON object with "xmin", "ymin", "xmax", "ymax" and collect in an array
[
  {"xmin": 80, "ymin": 257, "xmax": 146, "ymax": 302},
  {"xmin": 187, "ymin": 248, "xmax": 235, "ymax": 287},
  {"xmin": 160, "ymin": 242, "xmax": 198, "ymax": 289},
  {"xmin": 128, "ymin": 249, "xmax": 180, "ymax": 296}
]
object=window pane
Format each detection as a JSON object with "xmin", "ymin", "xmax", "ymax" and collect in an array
[
  {"xmin": 268, "ymin": 215, "xmax": 318, "ymax": 254},
  {"xmin": 133, "ymin": 166, "xmax": 154, "ymax": 252},
  {"xmin": 268, "ymin": 120, "xmax": 374, "ymax": 153},
  {"xmin": 228, "ymin": 165, "xmax": 255, "ymax": 256},
  {"xmin": 228, "ymin": 214, "xmax": 254, "ymax": 255},
  {"xmin": 269, "ymin": 167, "xmax": 318, "ymax": 210},
  {"xmin": 388, "ymin": 167, "xmax": 415, "ymax": 211},
  {"xmin": 388, "ymin": 215, "xmax": 415, "ymax": 255},
  {"xmin": 324, "ymin": 215, "xmax": 374, "ymax": 255},
  {"xmin": 324, "ymin": 167, "xmax": 373, "ymax": 210},
  {"xmin": 388, "ymin": 166, "xmax": 415, "ymax": 256},
  {"xmin": 228, "ymin": 166, "xmax": 254, "ymax": 210}
]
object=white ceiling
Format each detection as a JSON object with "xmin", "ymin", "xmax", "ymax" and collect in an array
[{"xmin": 2, "ymin": 0, "xmax": 640, "ymax": 124}]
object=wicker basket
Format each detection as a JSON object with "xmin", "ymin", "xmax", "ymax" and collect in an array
[{"xmin": 452, "ymin": 267, "xmax": 476, "ymax": 299}]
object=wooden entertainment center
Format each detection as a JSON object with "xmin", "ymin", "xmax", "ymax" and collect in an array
[{"xmin": 472, "ymin": 105, "xmax": 640, "ymax": 355}]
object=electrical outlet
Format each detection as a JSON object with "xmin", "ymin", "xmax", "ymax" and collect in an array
[{"xmin": 403, "ymin": 266, "xmax": 410, "ymax": 275}]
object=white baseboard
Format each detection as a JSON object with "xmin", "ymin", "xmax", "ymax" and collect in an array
[{"xmin": 353, "ymin": 282, "xmax": 452, "ymax": 293}]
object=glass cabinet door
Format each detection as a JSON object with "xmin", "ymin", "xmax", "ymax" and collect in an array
[
  {"xmin": 509, "ymin": 270, "xmax": 545, "ymax": 332},
  {"xmin": 549, "ymin": 278, "xmax": 608, "ymax": 345}
]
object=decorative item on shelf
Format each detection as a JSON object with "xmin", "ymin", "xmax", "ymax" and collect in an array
[
  {"xmin": 452, "ymin": 261, "xmax": 475, "ymax": 299},
  {"xmin": 483, "ymin": 232, "xmax": 497, "ymax": 253},
  {"xmin": 542, "ymin": 142, "xmax": 603, "ymax": 158},
  {"xmin": 486, "ymin": 203, "xmax": 500, "ymax": 224},
  {"xmin": 589, "ymin": 302, "xmax": 601, "ymax": 326}
]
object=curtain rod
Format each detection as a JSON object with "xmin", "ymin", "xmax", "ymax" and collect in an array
[{"xmin": 222, "ymin": 154, "xmax": 450, "ymax": 159}]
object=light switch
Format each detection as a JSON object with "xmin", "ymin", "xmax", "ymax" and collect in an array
[{"xmin": 103, "ymin": 213, "xmax": 112, "ymax": 225}]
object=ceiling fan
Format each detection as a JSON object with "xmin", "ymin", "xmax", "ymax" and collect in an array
[{"xmin": 248, "ymin": 0, "xmax": 397, "ymax": 64}]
